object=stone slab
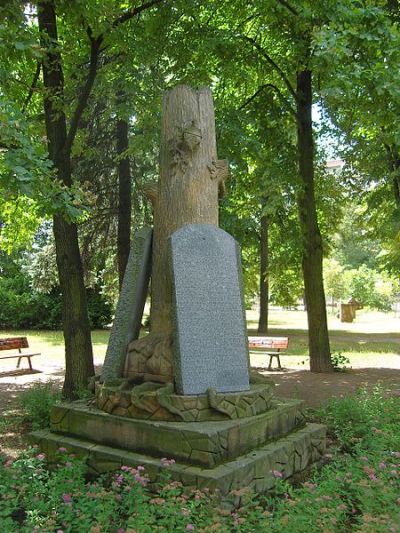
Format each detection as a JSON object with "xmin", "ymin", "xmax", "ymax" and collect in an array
[
  {"xmin": 170, "ymin": 224, "xmax": 250, "ymax": 395},
  {"xmin": 49, "ymin": 398, "xmax": 305, "ymax": 468},
  {"xmin": 30, "ymin": 423, "xmax": 326, "ymax": 497},
  {"xmin": 101, "ymin": 227, "xmax": 152, "ymax": 381}
]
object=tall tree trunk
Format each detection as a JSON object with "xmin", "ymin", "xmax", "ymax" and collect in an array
[
  {"xmin": 38, "ymin": 0, "xmax": 94, "ymax": 398},
  {"xmin": 125, "ymin": 85, "xmax": 228, "ymax": 383},
  {"xmin": 385, "ymin": 144, "xmax": 400, "ymax": 207},
  {"xmin": 258, "ymin": 209, "xmax": 269, "ymax": 334},
  {"xmin": 296, "ymin": 70, "xmax": 332, "ymax": 372},
  {"xmin": 116, "ymin": 107, "xmax": 132, "ymax": 288}
]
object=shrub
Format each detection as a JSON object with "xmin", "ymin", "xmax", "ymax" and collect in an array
[
  {"xmin": 1, "ymin": 388, "xmax": 398, "ymax": 532},
  {"xmin": 331, "ymin": 351, "xmax": 351, "ymax": 372},
  {"xmin": 0, "ymin": 272, "xmax": 111, "ymax": 329},
  {"xmin": 18, "ymin": 382, "xmax": 61, "ymax": 430}
]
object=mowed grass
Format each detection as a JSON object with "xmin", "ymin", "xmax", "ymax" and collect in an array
[
  {"xmin": 1, "ymin": 309, "xmax": 399, "ymax": 371},
  {"xmin": 247, "ymin": 308, "xmax": 400, "ymax": 369}
]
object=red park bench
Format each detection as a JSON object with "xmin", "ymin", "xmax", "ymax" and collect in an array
[
  {"xmin": 248, "ymin": 336, "xmax": 289, "ymax": 370},
  {"xmin": 0, "ymin": 337, "xmax": 41, "ymax": 370}
]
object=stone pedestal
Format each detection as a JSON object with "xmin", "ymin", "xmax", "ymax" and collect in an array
[{"xmin": 31, "ymin": 398, "xmax": 325, "ymax": 497}]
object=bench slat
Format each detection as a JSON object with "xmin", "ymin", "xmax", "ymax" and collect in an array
[
  {"xmin": 0, "ymin": 353, "xmax": 41, "ymax": 360},
  {"xmin": 248, "ymin": 336, "xmax": 288, "ymax": 350},
  {"xmin": 0, "ymin": 336, "xmax": 29, "ymax": 351}
]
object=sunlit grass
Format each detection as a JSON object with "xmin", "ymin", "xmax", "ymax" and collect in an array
[{"xmin": 1, "ymin": 309, "xmax": 399, "ymax": 370}]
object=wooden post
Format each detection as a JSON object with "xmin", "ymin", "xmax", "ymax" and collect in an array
[{"xmin": 125, "ymin": 86, "xmax": 228, "ymax": 383}]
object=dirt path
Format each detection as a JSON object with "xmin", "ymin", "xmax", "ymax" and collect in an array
[{"xmin": 263, "ymin": 367, "xmax": 400, "ymax": 408}]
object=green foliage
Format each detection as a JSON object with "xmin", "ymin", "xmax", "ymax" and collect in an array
[
  {"xmin": 0, "ymin": 263, "xmax": 112, "ymax": 329},
  {"xmin": 1, "ymin": 389, "xmax": 399, "ymax": 531},
  {"xmin": 347, "ymin": 265, "xmax": 396, "ymax": 311},
  {"xmin": 323, "ymin": 258, "xmax": 349, "ymax": 302},
  {"xmin": 331, "ymin": 351, "xmax": 351, "ymax": 372},
  {"xmin": 18, "ymin": 382, "xmax": 61, "ymax": 430},
  {"xmin": 270, "ymin": 268, "xmax": 303, "ymax": 308}
]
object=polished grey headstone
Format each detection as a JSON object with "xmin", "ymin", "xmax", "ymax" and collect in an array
[
  {"xmin": 101, "ymin": 227, "xmax": 153, "ymax": 382},
  {"xmin": 170, "ymin": 224, "xmax": 250, "ymax": 395}
]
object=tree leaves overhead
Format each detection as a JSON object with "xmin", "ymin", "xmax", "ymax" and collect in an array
[{"xmin": 1, "ymin": 0, "xmax": 399, "ymax": 291}]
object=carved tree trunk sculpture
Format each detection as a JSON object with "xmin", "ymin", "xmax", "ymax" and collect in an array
[{"xmin": 125, "ymin": 85, "xmax": 228, "ymax": 383}]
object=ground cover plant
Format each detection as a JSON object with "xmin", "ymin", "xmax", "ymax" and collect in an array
[{"xmin": 0, "ymin": 386, "xmax": 398, "ymax": 532}]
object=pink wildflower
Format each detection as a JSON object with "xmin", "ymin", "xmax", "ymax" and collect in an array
[
  {"xmin": 378, "ymin": 462, "xmax": 386, "ymax": 469},
  {"xmin": 65, "ymin": 462, "xmax": 73, "ymax": 468},
  {"xmin": 360, "ymin": 456, "xmax": 369, "ymax": 462},
  {"xmin": 271, "ymin": 469, "xmax": 283, "ymax": 478},
  {"xmin": 369, "ymin": 473, "xmax": 377, "ymax": 481},
  {"xmin": 58, "ymin": 447, "xmax": 67, "ymax": 453},
  {"xmin": 115, "ymin": 474, "xmax": 124, "ymax": 485},
  {"xmin": 186, "ymin": 525, "xmax": 194, "ymax": 531},
  {"xmin": 62, "ymin": 494, "xmax": 72, "ymax": 504},
  {"xmin": 117, "ymin": 529, "xmax": 125, "ymax": 533},
  {"xmin": 36, "ymin": 453, "xmax": 46, "ymax": 460},
  {"xmin": 137, "ymin": 465, "xmax": 145, "ymax": 471},
  {"xmin": 134, "ymin": 474, "xmax": 148, "ymax": 487},
  {"xmin": 160, "ymin": 457, "xmax": 176, "ymax": 467},
  {"xmin": 338, "ymin": 504, "xmax": 347, "ymax": 511}
]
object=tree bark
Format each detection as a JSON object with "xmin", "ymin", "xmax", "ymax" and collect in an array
[
  {"xmin": 125, "ymin": 85, "xmax": 228, "ymax": 383},
  {"xmin": 296, "ymin": 70, "xmax": 332, "ymax": 372},
  {"xmin": 385, "ymin": 144, "xmax": 400, "ymax": 207},
  {"xmin": 258, "ymin": 210, "xmax": 269, "ymax": 334},
  {"xmin": 116, "ymin": 110, "xmax": 132, "ymax": 288},
  {"xmin": 38, "ymin": 0, "xmax": 94, "ymax": 398}
]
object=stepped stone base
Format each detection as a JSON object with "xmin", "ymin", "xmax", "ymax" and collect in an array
[
  {"xmin": 30, "ymin": 396, "xmax": 326, "ymax": 497},
  {"xmin": 49, "ymin": 398, "xmax": 306, "ymax": 467},
  {"xmin": 31, "ymin": 423, "xmax": 325, "ymax": 496}
]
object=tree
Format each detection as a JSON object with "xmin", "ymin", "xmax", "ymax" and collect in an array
[
  {"xmin": 36, "ymin": 0, "xmax": 165, "ymax": 398},
  {"xmin": 125, "ymin": 85, "xmax": 229, "ymax": 382},
  {"xmin": 196, "ymin": 1, "xmax": 334, "ymax": 370},
  {"xmin": 116, "ymin": 93, "xmax": 132, "ymax": 288},
  {"xmin": 315, "ymin": 2, "xmax": 400, "ymax": 275}
]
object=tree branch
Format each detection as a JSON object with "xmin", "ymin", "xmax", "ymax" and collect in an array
[
  {"xmin": 112, "ymin": 0, "xmax": 165, "ymax": 28},
  {"xmin": 22, "ymin": 62, "xmax": 41, "ymax": 113},
  {"xmin": 242, "ymin": 35, "xmax": 297, "ymax": 101},
  {"xmin": 239, "ymin": 83, "xmax": 296, "ymax": 115},
  {"xmin": 64, "ymin": 0, "xmax": 165, "ymax": 154},
  {"xmin": 276, "ymin": 0, "xmax": 298, "ymax": 16},
  {"xmin": 64, "ymin": 32, "xmax": 103, "ymax": 154}
]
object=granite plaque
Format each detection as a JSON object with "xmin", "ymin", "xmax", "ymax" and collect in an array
[
  {"xmin": 170, "ymin": 224, "xmax": 250, "ymax": 395},
  {"xmin": 101, "ymin": 227, "xmax": 153, "ymax": 382}
]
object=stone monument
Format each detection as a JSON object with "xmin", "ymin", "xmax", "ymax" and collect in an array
[
  {"xmin": 32, "ymin": 85, "xmax": 326, "ymax": 500},
  {"xmin": 101, "ymin": 227, "xmax": 152, "ymax": 382},
  {"xmin": 170, "ymin": 224, "xmax": 250, "ymax": 395}
]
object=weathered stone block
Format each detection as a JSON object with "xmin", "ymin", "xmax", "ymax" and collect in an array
[
  {"xmin": 47, "ymin": 398, "xmax": 306, "ymax": 468},
  {"xmin": 101, "ymin": 227, "xmax": 152, "ymax": 382},
  {"xmin": 170, "ymin": 224, "xmax": 250, "ymax": 395},
  {"xmin": 30, "ymin": 422, "xmax": 326, "ymax": 496}
]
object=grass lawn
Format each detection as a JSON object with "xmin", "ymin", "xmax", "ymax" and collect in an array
[{"xmin": 0, "ymin": 308, "xmax": 399, "ymax": 373}]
